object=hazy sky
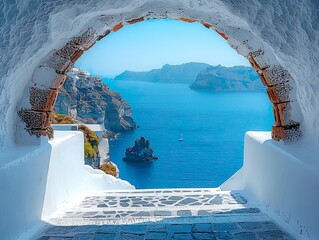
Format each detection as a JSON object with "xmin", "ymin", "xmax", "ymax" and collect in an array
[{"xmin": 76, "ymin": 19, "xmax": 249, "ymax": 77}]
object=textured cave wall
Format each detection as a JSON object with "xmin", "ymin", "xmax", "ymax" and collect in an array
[{"xmin": 0, "ymin": 0, "xmax": 318, "ymax": 149}]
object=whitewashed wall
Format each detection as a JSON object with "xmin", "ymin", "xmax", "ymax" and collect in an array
[
  {"xmin": 222, "ymin": 131, "xmax": 319, "ymax": 240},
  {"xmin": 0, "ymin": 131, "xmax": 133, "ymax": 240}
]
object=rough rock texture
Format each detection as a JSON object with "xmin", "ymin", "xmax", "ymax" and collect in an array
[
  {"xmin": 190, "ymin": 65, "xmax": 265, "ymax": 91},
  {"xmin": 54, "ymin": 68, "xmax": 136, "ymax": 135},
  {"xmin": 123, "ymin": 136, "xmax": 158, "ymax": 162},
  {"xmin": 114, "ymin": 62, "xmax": 211, "ymax": 84}
]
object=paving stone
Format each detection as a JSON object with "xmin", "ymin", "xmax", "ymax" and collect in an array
[
  {"xmin": 203, "ymin": 195, "xmax": 215, "ymax": 198},
  {"xmin": 214, "ymin": 231, "xmax": 233, "ymax": 240},
  {"xmin": 121, "ymin": 225, "xmax": 147, "ymax": 233},
  {"xmin": 192, "ymin": 223, "xmax": 212, "ymax": 233},
  {"xmin": 172, "ymin": 233, "xmax": 193, "ymax": 240},
  {"xmin": 177, "ymin": 210, "xmax": 192, "ymax": 216},
  {"xmin": 178, "ymin": 198, "xmax": 197, "ymax": 205},
  {"xmin": 261, "ymin": 221, "xmax": 279, "ymax": 230},
  {"xmin": 135, "ymin": 201, "xmax": 149, "ymax": 205},
  {"xmin": 197, "ymin": 210, "xmax": 211, "ymax": 216},
  {"xmin": 234, "ymin": 232, "xmax": 257, "ymax": 240},
  {"xmin": 72, "ymin": 225, "xmax": 100, "ymax": 234},
  {"xmin": 233, "ymin": 195, "xmax": 247, "ymax": 204},
  {"xmin": 257, "ymin": 230, "xmax": 288, "ymax": 239},
  {"xmin": 143, "ymin": 203, "xmax": 155, "ymax": 207},
  {"xmin": 73, "ymin": 233, "xmax": 95, "ymax": 240},
  {"xmin": 209, "ymin": 198, "xmax": 223, "ymax": 205},
  {"xmin": 97, "ymin": 225, "xmax": 120, "ymax": 233},
  {"xmin": 97, "ymin": 204, "xmax": 107, "ymax": 208},
  {"xmin": 222, "ymin": 208, "xmax": 260, "ymax": 214},
  {"xmin": 193, "ymin": 232, "xmax": 216, "ymax": 239},
  {"xmin": 189, "ymin": 202, "xmax": 202, "ymax": 206},
  {"xmin": 154, "ymin": 210, "xmax": 171, "ymax": 216},
  {"xmin": 132, "ymin": 198, "xmax": 143, "ymax": 202},
  {"xmin": 147, "ymin": 224, "xmax": 166, "ymax": 231},
  {"xmin": 238, "ymin": 222, "xmax": 263, "ymax": 230},
  {"xmin": 212, "ymin": 223, "xmax": 239, "ymax": 232},
  {"xmin": 45, "ymin": 226, "xmax": 76, "ymax": 236},
  {"xmin": 92, "ymin": 215, "xmax": 106, "ymax": 219},
  {"xmin": 162, "ymin": 200, "xmax": 176, "ymax": 205},
  {"xmin": 105, "ymin": 197, "xmax": 116, "ymax": 200},
  {"xmin": 37, "ymin": 190, "xmax": 294, "ymax": 240},
  {"xmin": 145, "ymin": 231, "xmax": 167, "ymax": 239},
  {"xmin": 168, "ymin": 196, "xmax": 183, "ymax": 201},
  {"xmin": 167, "ymin": 224, "xmax": 192, "ymax": 233},
  {"xmin": 94, "ymin": 233, "xmax": 116, "ymax": 240},
  {"xmin": 103, "ymin": 211, "xmax": 116, "ymax": 215},
  {"xmin": 118, "ymin": 233, "xmax": 144, "ymax": 240}
]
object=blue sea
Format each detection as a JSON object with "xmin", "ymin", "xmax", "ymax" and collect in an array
[{"xmin": 103, "ymin": 79, "xmax": 273, "ymax": 189}]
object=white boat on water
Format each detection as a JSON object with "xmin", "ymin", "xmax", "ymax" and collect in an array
[{"xmin": 178, "ymin": 134, "xmax": 183, "ymax": 141}]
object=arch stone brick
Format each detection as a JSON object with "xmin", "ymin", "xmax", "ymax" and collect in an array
[{"xmin": 16, "ymin": 12, "xmax": 302, "ymax": 143}]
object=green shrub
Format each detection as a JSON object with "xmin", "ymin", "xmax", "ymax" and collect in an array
[
  {"xmin": 100, "ymin": 162, "xmax": 117, "ymax": 177},
  {"xmin": 79, "ymin": 124, "xmax": 99, "ymax": 159},
  {"xmin": 84, "ymin": 141, "xmax": 96, "ymax": 158},
  {"xmin": 52, "ymin": 111, "xmax": 75, "ymax": 124}
]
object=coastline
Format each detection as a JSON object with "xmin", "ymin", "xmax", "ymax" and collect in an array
[{"xmin": 99, "ymin": 136, "xmax": 120, "ymax": 178}]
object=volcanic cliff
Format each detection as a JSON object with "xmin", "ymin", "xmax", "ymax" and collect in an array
[{"xmin": 54, "ymin": 68, "xmax": 136, "ymax": 136}]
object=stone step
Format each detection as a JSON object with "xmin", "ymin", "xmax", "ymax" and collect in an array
[
  {"xmin": 41, "ymin": 216, "xmax": 294, "ymax": 240},
  {"xmin": 49, "ymin": 208, "xmax": 262, "ymax": 225},
  {"xmin": 76, "ymin": 190, "xmax": 248, "ymax": 211},
  {"xmin": 91, "ymin": 188, "xmax": 221, "ymax": 195},
  {"xmin": 36, "ymin": 189, "xmax": 295, "ymax": 240}
]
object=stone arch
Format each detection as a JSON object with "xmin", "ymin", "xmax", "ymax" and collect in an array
[{"xmin": 16, "ymin": 10, "xmax": 302, "ymax": 143}]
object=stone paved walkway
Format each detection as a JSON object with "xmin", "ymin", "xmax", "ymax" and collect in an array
[{"xmin": 36, "ymin": 189, "xmax": 295, "ymax": 239}]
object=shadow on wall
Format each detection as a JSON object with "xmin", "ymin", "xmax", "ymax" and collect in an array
[
  {"xmin": 0, "ymin": 130, "xmax": 134, "ymax": 240},
  {"xmin": 33, "ymin": 203, "xmax": 294, "ymax": 239},
  {"xmin": 0, "ymin": 140, "xmax": 52, "ymax": 240}
]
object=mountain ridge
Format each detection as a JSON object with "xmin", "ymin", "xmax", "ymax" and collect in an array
[
  {"xmin": 190, "ymin": 65, "xmax": 265, "ymax": 91},
  {"xmin": 113, "ymin": 62, "xmax": 211, "ymax": 84}
]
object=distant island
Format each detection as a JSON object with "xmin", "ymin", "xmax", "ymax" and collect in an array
[
  {"xmin": 112, "ymin": 63, "xmax": 265, "ymax": 91},
  {"xmin": 114, "ymin": 62, "xmax": 210, "ymax": 84},
  {"xmin": 190, "ymin": 65, "xmax": 265, "ymax": 91}
]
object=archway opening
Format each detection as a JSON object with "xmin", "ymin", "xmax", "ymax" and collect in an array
[
  {"xmin": 16, "ymin": 14, "xmax": 302, "ymax": 147},
  {"xmin": 53, "ymin": 19, "xmax": 274, "ymax": 188}
]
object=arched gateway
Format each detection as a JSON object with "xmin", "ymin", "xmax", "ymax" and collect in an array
[
  {"xmin": 2, "ymin": 1, "xmax": 319, "ymax": 240},
  {"xmin": 13, "ymin": 1, "xmax": 303, "ymax": 144}
]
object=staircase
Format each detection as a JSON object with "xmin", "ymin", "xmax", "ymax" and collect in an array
[{"xmin": 36, "ymin": 188, "xmax": 294, "ymax": 239}]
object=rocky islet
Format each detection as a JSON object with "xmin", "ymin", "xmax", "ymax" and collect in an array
[{"xmin": 123, "ymin": 136, "xmax": 158, "ymax": 162}]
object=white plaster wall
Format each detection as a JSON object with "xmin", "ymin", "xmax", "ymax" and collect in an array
[
  {"xmin": 0, "ymin": 131, "xmax": 133, "ymax": 240},
  {"xmin": 0, "ymin": 141, "xmax": 51, "ymax": 240},
  {"xmin": 0, "ymin": 0, "xmax": 319, "ymax": 148},
  {"xmin": 222, "ymin": 131, "xmax": 319, "ymax": 240}
]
